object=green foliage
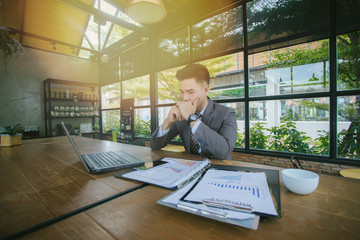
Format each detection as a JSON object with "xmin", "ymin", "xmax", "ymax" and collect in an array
[
  {"xmin": 266, "ymin": 40, "xmax": 329, "ymax": 68},
  {"xmin": 236, "ymin": 129, "xmax": 245, "ymax": 148},
  {"xmin": 93, "ymin": 124, "xmax": 100, "ymax": 131},
  {"xmin": 338, "ymin": 123, "xmax": 360, "ymax": 158},
  {"xmin": 337, "ymin": 32, "xmax": 360, "ymax": 89},
  {"xmin": 102, "ymin": 112, "xmax": 119, "ymax": 134},
  {"xmin": 157, "ymin": 67, "xmax": 182, "ymax": 102},
  {"xmin": 311, "ymin": 130, "xmax": 329, "ymax": 155},
  {"xmin": 134, "ymin": 116, "xmax": 151, "ymax": 138},
  {"xmin": 250, "ymin": 122, "xmax": 268, "ymax": 149},
  {"xmin": 0, "ymin": 124, "xmax": 23, "ymax": 136},
  {"xmin": 245, "ymin": 116, "xmax": 312, "ymax": 154},
  {"xmin": 338, "ymin": 100, "xmax": 359, "ymax": 122},
  {"xmin": 244, "ymin": 120, "xmax": 360, "ymax": 159},
  {"xmin": 268, "ymin": 119, "xmax": 311, "ymax": 153},
  {"xmin": 0, "ymin": 26, "xmax": 24, "ymax": 74},
  {"xmin": 122, "ymin": 76, "xmax": 150, "ymax": 103}
]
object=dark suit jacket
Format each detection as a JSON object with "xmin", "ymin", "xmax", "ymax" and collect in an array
[{"xmin": 150, "ymin": 98, "xmax": 237, "ymax": 159}]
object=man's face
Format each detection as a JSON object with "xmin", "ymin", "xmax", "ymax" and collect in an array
[{"xmin": 179, "ymin": 78, "xmax": 209, "ymax": 110}]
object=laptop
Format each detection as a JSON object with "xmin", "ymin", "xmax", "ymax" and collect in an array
[{"xmin": 60, "ymin": 121, "xmax": 144, "ymax": 174}]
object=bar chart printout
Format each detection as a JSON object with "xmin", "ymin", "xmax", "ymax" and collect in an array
[{"xmin": 184, "ymin": 169, "xmax": 278, "ymax": 216}]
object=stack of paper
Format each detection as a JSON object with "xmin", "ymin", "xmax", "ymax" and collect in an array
[
  {"xmin": 158, "ymin": 168, "xmax": 278, "ymax": 230},
  {"xmin": 120, "ymin": 158, "xmax": 210, "ymax": 188}
]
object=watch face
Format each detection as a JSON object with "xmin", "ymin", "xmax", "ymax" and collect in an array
[
  {"xmin": 187, "ymin": 113, "xmax": 198, "ymax": 124},
  {"xmin": 190, "ymin": 114, "xmax": 197, "ymax": 121}
]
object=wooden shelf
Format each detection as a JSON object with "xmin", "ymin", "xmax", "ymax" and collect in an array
[
  {"xmin": 49, "ymin": 116, "xmax": 99, "ymax": 119},
  {"xmin": 46, "ymin": 98, "xmax": 99, "ymax": 103},
  {"xmin": 44, "ymin": 79, "xmax": 100, "ymax": 138}
]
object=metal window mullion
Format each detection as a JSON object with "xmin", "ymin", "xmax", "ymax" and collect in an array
[
  {"xmin": 243, "ymin": 2, "xmax": 250, "ymax": 151},
  {"xmin": 329, "ymin": 0, "xmax": 338, "ymax": 160}
]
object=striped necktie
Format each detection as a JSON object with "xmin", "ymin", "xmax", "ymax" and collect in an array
[{"xmin": 190, "ymin": 112, "xmax": 202, "ymax": 154}]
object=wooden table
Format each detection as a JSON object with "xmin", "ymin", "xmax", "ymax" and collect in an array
[
  {"xmin": 1, "ymin": 137, "xmax": 359, "ymax": 240},
  {"xmin": 0, "ymin": 136, "xmax": 153, "ymax": 239}
]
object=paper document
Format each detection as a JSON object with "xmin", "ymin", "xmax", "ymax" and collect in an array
[
  {"xmin": 162, "ymin": 176, "xmax": 256, "ymax": 221},
  {"xmin": 184, "ymin": 169, "xmax": 278, "ymax": 216},
  {"xmin": 121, "ymin": 158, "xmax": 210, "ymax": 188}
]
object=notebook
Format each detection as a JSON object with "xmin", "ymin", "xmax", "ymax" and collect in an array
[{"xmin": 60, "ymin": 121, "xmax": 144, "ymax": 174}]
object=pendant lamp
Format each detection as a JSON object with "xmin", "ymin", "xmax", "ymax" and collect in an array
[{"xmin": 126, "ymin": 0, "xmax": 167, "ymax": 24}]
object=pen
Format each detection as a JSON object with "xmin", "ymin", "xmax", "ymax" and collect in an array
[
  {"xmin": 177, "ymin": 202, "xmax": 227, "ymax": 219},
  {"xmin": 202, "ymin": 199, "xmax": 253, "ymax": 213}
]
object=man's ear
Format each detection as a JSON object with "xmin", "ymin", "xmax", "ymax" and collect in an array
[{"xmin": 204, "ymin": 84, "xmax": 210, "ymax": 94}]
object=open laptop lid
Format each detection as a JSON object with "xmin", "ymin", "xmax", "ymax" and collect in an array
[{"xmin": 60, "ymin": 121, "xmax": 91, "ymax": 172}]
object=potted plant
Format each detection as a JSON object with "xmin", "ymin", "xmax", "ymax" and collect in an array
[
  {"xmin": 74, "ymin": 127, "xmax": 80, "ymax": 135},
  {"xmin": 93, "ymin": 124, "xmax": 100, "ymax": 132},
  {"xmin": 52, "ymin": 126, "xmax": 57, "ymax": 136},
  {"xmin": 0, "ymin": 124, "xmax": 23, "ymax": 146},
  {"xmin": 0, "ymin": 26, "xmax": 24, "ymax": 75}
]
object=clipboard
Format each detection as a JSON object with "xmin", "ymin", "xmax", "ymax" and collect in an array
[
  {"xmin": 208, "ymin": 164, "xmax": 281, "ymax": 218},
  {"xmin": 157, "ymin": 164, "xmax": 281, "ymax": 230}
]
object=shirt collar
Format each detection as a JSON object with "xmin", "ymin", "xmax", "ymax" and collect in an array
[{"xmin": 198, "ymin": 103, "xmax": 208, "ymax": 116}]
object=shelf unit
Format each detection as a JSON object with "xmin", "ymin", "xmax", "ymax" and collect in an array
[
  {"xmin": 44, "ymin": 79, "xmax": 100, "ymax": 137},
  {"xmin": 117, "ymin": 98, "xmax": 134, "ymax": 144}
]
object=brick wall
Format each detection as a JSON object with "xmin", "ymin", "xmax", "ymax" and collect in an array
[{"xmin": 230, "ymin": 152, "xmax": 355, "ymax": 176}]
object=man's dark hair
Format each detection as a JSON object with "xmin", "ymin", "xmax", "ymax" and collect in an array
[{"xmin": 175, "ymin": 63, "xmax": 210, "ymax": 85}]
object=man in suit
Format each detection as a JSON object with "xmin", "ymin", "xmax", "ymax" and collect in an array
[{"xmin": 150, "ymin": 63, "xmax": 237, "ymax": 159}]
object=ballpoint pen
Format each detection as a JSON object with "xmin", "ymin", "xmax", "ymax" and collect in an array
[
  {"xmin": 202, "ymin": 199, "xmax": 253, "ymax": 213},
  {"xmin": 177, "ymin": 202, "xmax": 227, "ymax": 219}
]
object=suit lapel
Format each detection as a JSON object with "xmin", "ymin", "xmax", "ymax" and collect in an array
[{"xmin": 201, "ymin": 98, "xmax": 214, "ymax": 126}]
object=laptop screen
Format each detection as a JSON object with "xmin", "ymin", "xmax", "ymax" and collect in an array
[{"xmin": 60, "ymin": 121, "xmax": 90, "ymax": 172}]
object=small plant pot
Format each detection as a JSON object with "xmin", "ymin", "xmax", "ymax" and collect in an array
[{"xmin": 0, "ymin": 134, "xmax": 22, "ymax": 146}]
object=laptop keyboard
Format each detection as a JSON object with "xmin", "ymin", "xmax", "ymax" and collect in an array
[{"xmin": 86, "ymin": 152, "xmax": 130, "ymax": 168}]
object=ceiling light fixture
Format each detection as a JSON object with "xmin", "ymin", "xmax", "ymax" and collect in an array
[
  {"xmin": 94, "ymin": 15, "xmax": 107, "ymax": 26},
  {"xmin": 126, "ymin": 0, "xmax": 167, "ymax": 24},
  {"xmin": 100, "ymin": 54, "xmax": 109, "ymax": 63},
  {"xmin": 50, "ymin": 42, "xmax": 57, "ymax": 51}
]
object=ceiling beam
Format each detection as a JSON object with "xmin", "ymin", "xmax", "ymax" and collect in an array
[
  {"xmin": 55, "ymin": 0, "xmax": 145, "ymax": 34},
  {"xmin": 9, "ymin": 28, "xmax": 99, "ymax": 54},
  {"xmin": 103, "ymin": 0, "xmax": 127, "ymax": 14},
  {"xmin": 19, "ymin": 0, "xmax": 27, "ymax": 44}
]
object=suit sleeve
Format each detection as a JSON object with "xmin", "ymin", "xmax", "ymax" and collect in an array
[
  {"xmin": 194, "ymin": 108, "xmax": 237, "ymax": 159},
  {"xmin": 150, "ymin": 125, "xmax": 179, "ymax": 150}
]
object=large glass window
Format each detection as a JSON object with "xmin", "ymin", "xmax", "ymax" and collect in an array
[
  {"xmin": 337, "ymin": 96, "xmax": 360, "ymax": 160},
  {"xmin": 101, "ymin": 83, "xmax": 120, "ymax": 109},
  {"xmin": 134, "ymin": 108, "xmax": 151, "ymax": 138},
  {"xmin": 102, "ymin": 110, "xmax": 120, "ymax": 134},
  {"xmin": 102, "ymin": 2, "xmax": 360, "ymax": 165},
  {"xmin": 247, "ymin": 0, "xmax": 329, "ymax": 48},
  {"xmin": 249, "ymin": 98, "xmax": 329, "ymax": 155},
  {"xmin": 157, "ymin": 66, "xmax": 182, "ymax": 104},
  {"xmin": 204, "ymin": 52, "xmax": 245, "ymax": 100},
  {"xmin": 157, "ymin": 106, "xmax": 171, "ymax": 128},
  {"xmin": 122, "ymin": 75, "xmax": 150, "ymax": 106},
  {"xmin": 337, "ymin": 31, "xmax": 360, "ymax": 91},
  {"xmin": 192, "ymin": 5, "xmax": 243, "ymax": 60},
  {"xmin": 249, "ymin": 41, "xmax": 329, "ymax": 97},
  {"xmin": 155, "ymin": 28, "xmax": 189, "ymax": 71},
  {"xmin": 221, "ymin": 102, "xmax": 245, "ymax": 148}
]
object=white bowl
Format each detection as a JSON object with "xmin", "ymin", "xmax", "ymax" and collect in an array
[{"xmin": 281, "ymin": 169, "xmax": 319, "ymax": 195}]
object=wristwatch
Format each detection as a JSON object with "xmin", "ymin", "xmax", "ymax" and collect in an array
[{"xmin": 187, "ymin": 113, "xmax": 198, "ymax": 125}]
